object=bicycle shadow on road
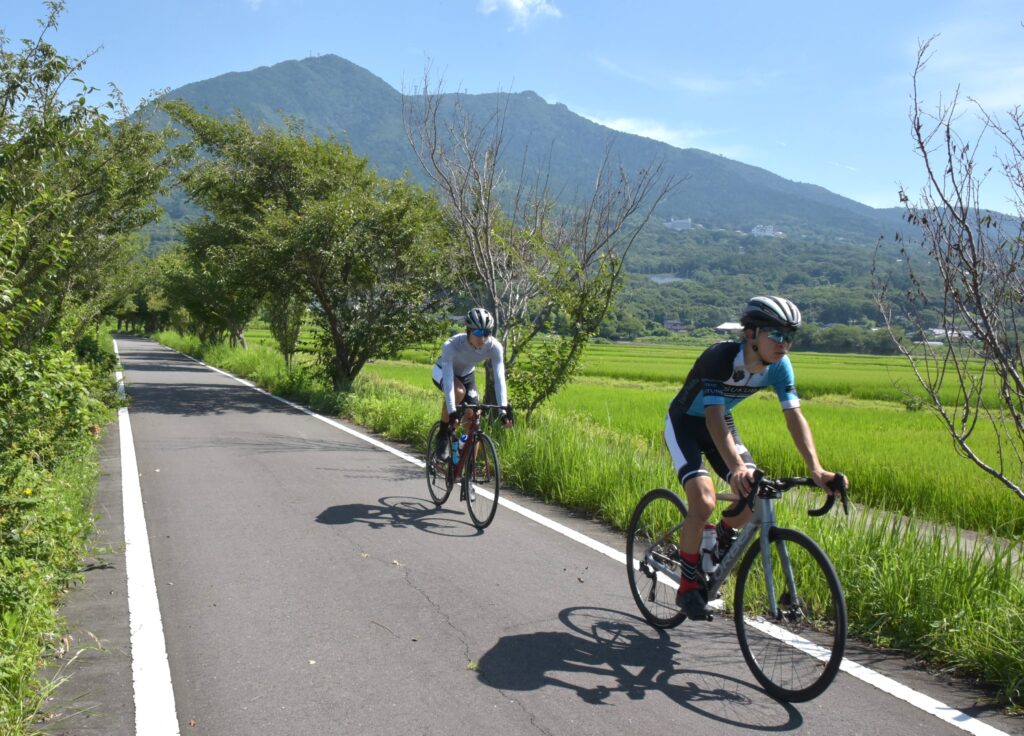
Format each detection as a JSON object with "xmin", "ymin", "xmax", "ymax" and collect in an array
[
  {"xmin": 475, "ymin": 606, "xmax": 803, "ymax": 732},
  {"xmin": 316, "ymin": 495, "xmax": 481, "ymax": 538}
]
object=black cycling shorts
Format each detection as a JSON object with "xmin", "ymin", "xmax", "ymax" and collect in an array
[
  {"xmin": 431, "ymin": 365, "xmax": 480, "ymax": 405},
  {"xmin": 664, "ymin": 405, "xmax": 754, "ymax": 486}
]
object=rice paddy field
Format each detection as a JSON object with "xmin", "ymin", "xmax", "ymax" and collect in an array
[{"xmin": 375, "ymin": 340, "xmax": 1024, "ymax": 540}]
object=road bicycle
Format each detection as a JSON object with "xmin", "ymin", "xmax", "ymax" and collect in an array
[
  {"xmin": 424, "ymin": 404, "xmax": 502, "ymax": 529},
  {"xmin": 625, "ymin": 470, "xmax": 849, "ymax": 702}
]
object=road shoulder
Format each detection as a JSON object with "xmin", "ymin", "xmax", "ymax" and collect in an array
[{"xmin": 37, "ymin": 420, "xmax": 134, "ymax": 735}]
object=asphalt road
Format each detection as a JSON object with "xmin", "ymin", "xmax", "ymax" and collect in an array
[{"xmin": 44, "ymin": 336, "xmax": 1023, "ymax": 735}]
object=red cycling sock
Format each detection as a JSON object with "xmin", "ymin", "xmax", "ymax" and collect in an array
[{"xmin": 678, "ymin": 551, "xmax": 701, "ymax": 592}]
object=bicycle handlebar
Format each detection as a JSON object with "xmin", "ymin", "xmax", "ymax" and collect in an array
[{"xmin": 723, "ymin": 470, "xmax": 849, "ymax": 518}]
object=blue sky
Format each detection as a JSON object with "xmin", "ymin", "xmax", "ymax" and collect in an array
[{"xmin": 5, "ymin": 0, "xmax": 1022, "ymax": 211}]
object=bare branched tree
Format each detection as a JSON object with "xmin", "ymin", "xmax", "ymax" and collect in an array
[
  {"xmin": 404, "ymin": 68, "xmax": 674, "ymax": 418},
  {"xmin": 875, "ymin": 37, "xmax": 1024, "ymax": 502}
]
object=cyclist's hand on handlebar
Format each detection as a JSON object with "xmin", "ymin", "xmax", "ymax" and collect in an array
[
  {"xmin": 812, "ymin": 469, "xmax": 847, "ymax": 495},
  {"xmin": 728, "ymin": 466, "xmax": 756, "ymax": 496},
  {"xmin": 447, "ymin": 406, "xmax": 464, "ymax": 429}
]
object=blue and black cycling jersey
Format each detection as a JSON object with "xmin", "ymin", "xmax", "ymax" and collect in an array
[{"xmin": 670, "ymin": 341, "xmax": 800, "ymax": 417}]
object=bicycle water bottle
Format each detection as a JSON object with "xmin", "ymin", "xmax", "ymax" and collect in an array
[
  {"xmin": 701, "ymin": 524, "xmax": 718, "ymax": 574},
  {"xmin": 458, "ymin": 433, "xmax": 468, "ymax": 458},
  {"xmin": 451, "ymin": 435, "xmax": 461, "ymax": 464}
]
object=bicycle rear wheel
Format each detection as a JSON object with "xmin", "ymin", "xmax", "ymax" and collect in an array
[
  {"xmin": 425, "ymin": 421, "xmax": 454, "ymax": 506},
  {"xmin": 464, "ymin": 432, "xmax": 500, "ymax": 529},
  {"xmin": 734, "ymin": 527, "xmax": 846, "ymax": 702},
  {"xmin": 625, "ymin": 488, "xmax": 688, "ymax": 629}
]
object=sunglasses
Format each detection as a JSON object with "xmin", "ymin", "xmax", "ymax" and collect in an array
[
  {"xmin": 471, "ymin": 328, "xmax": 492, "ymax": 337},
  {"xmin": 763, "ymin": 329, "xmax": 795, "ymax": 344}
]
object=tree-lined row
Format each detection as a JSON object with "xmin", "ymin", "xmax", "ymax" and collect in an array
[
  {"xmin": 0, "ymin": 4, "xmax": 175, "ymax": 728},
  {"xmin": 118, "ymin": 85, "xmax": 671, "ymax": 419}
]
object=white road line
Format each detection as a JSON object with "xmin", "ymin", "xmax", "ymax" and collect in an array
[
  {"xmin": 113, "ymin": 342, "xmax": 181, "ymax": 736},
  {"xmin": 165, "ymin": 345, "xmax": 1011, "ymax": 736}
]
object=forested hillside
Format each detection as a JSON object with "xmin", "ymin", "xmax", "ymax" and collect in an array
[{"xmin": 149, "ymin": 54, "xmax": 910, "ymax": 249}]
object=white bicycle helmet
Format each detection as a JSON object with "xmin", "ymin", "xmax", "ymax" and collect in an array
[
  {"xmin": 740, "ymin": 296, "xmax": 802, "ymax": 331},
  {"xmin": 466, "ymin": 307, "xmax": 495, "ymax": 331}
]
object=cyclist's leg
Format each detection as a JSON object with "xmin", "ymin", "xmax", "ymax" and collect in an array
[
  {"xmin": 704, "ymin": 414, "xmax": 754, "ymax": 548},
  {"xmin": 459, "ymin": 372, "xmax": 481, "ymax": 422},
  {"xmin": 432, "ymin": 367, "xmax": 467, "ymax": 453},
  {"xmin": 664, "ymin": 411, "xmax": 716, "ymax": 619}
]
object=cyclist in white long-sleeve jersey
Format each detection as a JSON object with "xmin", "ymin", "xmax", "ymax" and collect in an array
[{"xmin": 432, "ymin": 307, "xmax": 513, "ymax": 456}]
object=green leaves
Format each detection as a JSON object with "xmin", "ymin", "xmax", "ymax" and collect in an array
[
  {"xmin": 164, "ymin": 102, "xmax": 456, "ymax": 387},
  {"xmin": 0, "ymin": 15, "xmax": 175, "ymax": 352}
]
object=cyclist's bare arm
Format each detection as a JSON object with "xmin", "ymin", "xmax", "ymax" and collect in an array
[
  {"xmin": 705, "ymin": 404, "xmax": 753, "ymax": 495},
  {"xmin": 783, "ymin": 406, "xmax": 841, "ymax": 491}
]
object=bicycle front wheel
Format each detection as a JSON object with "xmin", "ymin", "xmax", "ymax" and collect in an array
[
  {"xmin": 734, "ymin": 527, "xmax": 846, "ymax": 702},
  {"xmin": 625, "ymin": 488, "xmax": 688, "ymax": 629},
  {"xmin": 425, "ymin": 421, "xmax": 453, "ymax": 506},
  {"xmin": 464, "ymin": 432, "xmax": 499, "ymax": 529}
]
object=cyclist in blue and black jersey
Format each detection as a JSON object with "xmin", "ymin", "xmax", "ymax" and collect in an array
[
  {"xmin": 432, "ymin": 307, "xmax": 514, "ymax": 457},
  {"xmin": 665, "ymin": 296, "xmax": 845, "ymax": 621}
]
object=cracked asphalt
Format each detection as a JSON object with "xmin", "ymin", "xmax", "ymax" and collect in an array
[{"xmin": 45, "ymin": 337, "xmax": 1023, "ymax": 735}]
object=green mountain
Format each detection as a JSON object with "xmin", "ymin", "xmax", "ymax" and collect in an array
[{"xmin": 157, "ymin": 54, "xmax": 909, "ymax": 245}]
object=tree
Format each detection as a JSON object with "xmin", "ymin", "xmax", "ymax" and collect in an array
[
  {"xmin": 875, "ymin": 37, "xmax": 1024, "ymax": 502},
  {"xmin": 404, "ymin": 72, "xmax": 673, "ymax": 418},
  {"xmin": 0, "ymin": 3, "xmax": 174, "ymax": 351},
  {"xmin": 164, "ymin": 102, "xmax": 455, "ymax": 389},
  {"xmin": 264, "ymin": 292, "xmax": 307, "ymax": 369}
]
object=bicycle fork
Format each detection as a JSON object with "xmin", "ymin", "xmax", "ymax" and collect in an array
[{"xmin": 757, "ymin": 516, "xmax": 802, "ymax": 623}]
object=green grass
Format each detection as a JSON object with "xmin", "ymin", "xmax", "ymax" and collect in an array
[
  {"xmin": 0, "ymin": 436, "xmax": 102, "ymax": 734},
  {"xmin": 154, "ymin": 330, "xmax": 1024, "ymax": 709},
  {"xmin": 366, "ymin": 359, "xmax": 1024, "ymax": 539}
]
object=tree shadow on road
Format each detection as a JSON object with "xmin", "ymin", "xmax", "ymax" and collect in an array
[
  {"xmin": 475, "ymin": 606, "xmax": 803, "ymax": 731},
  {"xmin": 316, "ymin": 495, "xmax": 481, "ymax": 537},
  {"xmin": 124, "ymin": 382, "xmax": 284, "ymax": 417}
]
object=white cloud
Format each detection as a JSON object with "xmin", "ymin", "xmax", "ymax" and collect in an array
[
  {"xmin": 597, "ymin": 57, "xmax": 778, "ymax": 98},
  {"xmin": 479, "ymin": 0, "xmax": 561, "ymax": 28},
  {"xmin": 576, "ymin": 112, "xmax": 750, "ymax": 159},
  {"xmin": 244, "ymin": 0, "xmax": 263, "ymax": 9}
]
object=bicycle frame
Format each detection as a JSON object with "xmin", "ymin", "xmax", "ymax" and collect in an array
[
  {"xmin": 640, "ymin": 468, "xmax": 847, "ymax": 619},
  {"xmin": 446, "ymin": 403, "xmax": 505, "ymax": 475},
  {"xmin": 448, "ymin": 411, "xmax": 481, "ymax": 478},
  {"xmin": 641, "ymin": 491, "xmax": 783, "ymax": 614}
]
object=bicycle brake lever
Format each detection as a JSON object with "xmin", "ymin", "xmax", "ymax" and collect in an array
[{"xmin": 833, "ymin": 473, "xmax": 849, "ymax": 515}]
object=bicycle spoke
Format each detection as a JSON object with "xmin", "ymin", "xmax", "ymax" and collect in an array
[
  {"xmin": 625, "ymin": 489, "xmax": 688, "ymax": 629},
  {"xmin": 465, "ymin": 433, "xmax": 499, "ymax": 528},
  {"xmin": 425, "ymin": 422, "xmax": 454, "ymax": 506}
]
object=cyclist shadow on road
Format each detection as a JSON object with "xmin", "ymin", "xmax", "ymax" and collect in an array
[
  {"xmin": 475, "ymin": 606, "xmax": 802, "ymax": 732},
  {"xmin": 316, "ymin": 496, "xmax": 481, "ymax": 538}
]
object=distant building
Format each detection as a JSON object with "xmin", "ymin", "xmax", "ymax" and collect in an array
[
  {"xmin": 664, "ymin": 217, "xmax": 693, "ymax": 231},
  {"xmin": 751, "ymin": 224, "xmax": 783, "ymax": 237},
  {"xmin": 663, "ymin": 320, "xmax": 689, "ymax": 332},
  {"xmin": 715, "ymin": 321, "xmax": 743, "ymax": 334},
  {"xmin": 928, "ymin": 328, "xmax": 977, "ymax": 341}
]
